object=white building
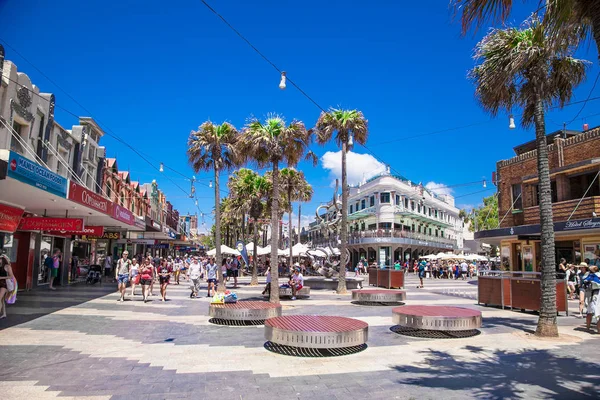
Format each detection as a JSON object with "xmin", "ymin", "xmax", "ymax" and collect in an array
[{"xmin": 308, "ymin": 170, "xmax": 464, "ymax": 267}]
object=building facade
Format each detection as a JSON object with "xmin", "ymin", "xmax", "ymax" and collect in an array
[
  {"xmin": 308, "ymin": 171, "xmax": 464, "ymax": 267},
  {"xmin": 475, "ymin": 127, "xmax": 600, "ymax": 271}
]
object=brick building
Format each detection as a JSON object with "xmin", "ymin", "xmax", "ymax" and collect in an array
[{"xmin": 476, "ymin": 127, "xmax": 600, "ymax": 271}]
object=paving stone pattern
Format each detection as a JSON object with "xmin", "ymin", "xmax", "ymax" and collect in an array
[{"xmin": 1, "ymin": 274, "xmax": 599, "ymax": 399}]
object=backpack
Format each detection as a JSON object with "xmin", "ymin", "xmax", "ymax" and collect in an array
[{"xmin": 44, "ymin": 256, "xmax": 54, "ymax": 269}]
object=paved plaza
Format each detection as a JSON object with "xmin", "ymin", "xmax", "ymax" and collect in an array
[{"xmin": 1, "ymin": 274, "xmax": 599, "ymax": 400}]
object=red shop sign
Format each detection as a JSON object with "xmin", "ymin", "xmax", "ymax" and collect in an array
[
  {"xmin": 113, "ymin": 204, "xmax": 135, "ymax": 226},
  {"xmin": 68, "ymin": 181, "xmax": 113, "ymax": 215},
  {"xmin": 47, "ymin": 226, "xmax": 104, "ymax": 237},
  {"xmin": 0, "ymin": 203, "xmax": 25, "ymax": 233},
  {"xmin": 19, "ymin": 217, "xmax": 84, "ymax": 232}
]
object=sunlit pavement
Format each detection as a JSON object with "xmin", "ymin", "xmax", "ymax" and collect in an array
[{"xmin": 1, "ymin": 274, "xmax": 599, "ymax": 400}]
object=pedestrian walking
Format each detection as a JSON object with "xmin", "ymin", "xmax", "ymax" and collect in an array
[
  {"xmin": 578, "ymin": 263, "xmax": 589, "ymax": 317},
  {"xmin": 206, "ymin": 257, "xmax": 219, "ymax": 297},
  {"xmin": 566, "ymin": 264, "xmax": 577, "ymax": 300},
  {"xmin": 149, "ymin": 257, "xmax": 159, "ymax": 297},
  {"xmin": 187, "ymin": 256, "xmax": 202, "ymax": 298},
  {"xmin": 0, "ymin": 254, "xmax": 16, "ymax": 319},
  {"xmin": 49, "ymin": 248, "xmax": 61, "ymax": 290},
  {"xmin": 158, "ymin": 259, "xmax": 172, "ymax": 302},
  {"xmin": 140, "ymin": 258, "xmax": 154, "ymax": 303},
  {"xmin": 261, "ymin": 266, "xmax": 271, "ymax": 296},
  {"xmin": 130, "ymin": 257, "xmax": 140, "ymax": 296},
  {"xmin": 230, "ymin": 256, "xmax": 239, "ymax": 288},
  {"xmin": 115, "ymin": 251, "xmax": 131, "ymax": 302},
  {"xmin": 417, "ymin": 260, "xmax": 426, "ymax": 288},
  {"xmin": 103, "ymin": 253, "xmax": 113, "ymax": 283},
  {"xmin": 222, "ymin": 258, "xmax": 229, "ymax": 284},
  {"xmin": 583, "ymin": 265, "xmax": 600, "ymax": 332}
]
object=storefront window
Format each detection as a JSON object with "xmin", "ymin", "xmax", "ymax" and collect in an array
[
  {"xmin": 0, "ymin": 234, "xmax": 18, "ymax": 262},
  {"xmin": 522, "ymin": 245, "xmax": 534, "ymax": 272},
  {"xmin": 583, "ymin": 244, "xmax": 600, "ymax": 267},
  {"xmin": 501, "ymin": 245, "xmax": 511, "ymax": 271},
  {"xmin": 39, "ymin": 236, "xmax": 53, "ymax": 285}
]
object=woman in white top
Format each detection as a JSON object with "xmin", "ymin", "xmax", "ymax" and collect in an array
[{"xmin": 130, "ymin": 257, "xmax": 140, "ymax": 297}]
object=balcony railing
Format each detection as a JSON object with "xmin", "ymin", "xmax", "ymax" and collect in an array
[
  {"xmin": 309, "ymin": 230, "xmax": 456, "ymax": 248},
  {"xmin": 522, "ymin": 196, "xmax": 600, "ymax": 225}
]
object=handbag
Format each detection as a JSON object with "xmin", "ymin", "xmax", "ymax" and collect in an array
[
  {"xmin": 6, "ymin": 277, "xmax": 15, "ymax": 292},
  {"xmin": 133, "ymin": 275, "xmax": 141, "ymax": 284}
]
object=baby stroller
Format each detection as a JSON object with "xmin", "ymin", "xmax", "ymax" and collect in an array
[{"xmin": 86, "ymin": 264, "xmax": 102, "ymax": 285}]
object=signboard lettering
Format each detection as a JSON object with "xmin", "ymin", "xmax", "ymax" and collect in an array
[
  {"xmin": 8, "ymin": 151, "xmax": 68, "ymax": 197},
  {"xmin": 48, "ymin": 226, "xmax": 104, "ymax": 237},
  {"xmin": 0, "ymin": 203, "xmax": 24, "ymax": 233},
  {"xmin": 19, "ymin": 217, "xmax": 84, "ymax": 232},
  {"xmin": 112, "ymin": 204, "xmax": 135, "ymax": 225},
  {"xmin": 68, "ymin": 181, "xmax": 112, "ymax": 215}
]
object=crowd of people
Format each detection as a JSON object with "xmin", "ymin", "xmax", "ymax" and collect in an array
[{"xmin": 108, "ymin": 251, "xmax": 245, "ymax": 302}]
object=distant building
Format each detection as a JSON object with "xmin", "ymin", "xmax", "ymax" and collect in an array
[{"xmin": 308, "ymin": 170, "xmax": 464, "ymax": 267}]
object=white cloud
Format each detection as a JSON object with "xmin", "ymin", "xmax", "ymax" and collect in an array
[
  {"xmin": 425, "ymin": 181, "xmax": 453, "ymax": 196},
  {"xmin": 281, "ymin": 213, "xmax": 316, "ymax": 230},
  {"xmin": 321, "ymin": 151, "xmax": 387, "ymax": 186},
  {"xmin": 457, "ymin": 203, "xmax": 475, "ymax": 212}
]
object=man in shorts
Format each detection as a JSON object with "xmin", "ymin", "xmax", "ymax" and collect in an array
[
  {"xmin": 187, "ymin": 256, "xmax": 202, "ymax": 298},
  {"xmin": 230, "ymin": 256, "xmax": 239, "ymax": 288},
  {"xmin": 206, "ymin": 257, "xmax": 218, "ymax": 297},
  {"xmin": 115, "ymin": 251, "xmax": 131, "ymax": 302}
]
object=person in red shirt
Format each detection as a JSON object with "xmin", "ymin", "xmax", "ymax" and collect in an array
[{"xmin": 139, "ymin": 257, "xmax": 154, "ymax": 303}]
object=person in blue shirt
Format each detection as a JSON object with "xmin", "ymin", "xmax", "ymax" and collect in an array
[{"xmin": 417, "ymin": 260, "xmax": 426, "ymax": 288}]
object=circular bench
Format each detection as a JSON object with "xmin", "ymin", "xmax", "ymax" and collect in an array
[
  {"xmin": 352, "ymin": 289, "xmax": 406, "ymax": 305},
  {"xmin": 209, "ymin": 301, "xmax": 282, "ymax": 326},
  {"xmin": 264, "ymin": 315, "xmax": 368, "ymax": 356},
  {"xmin": 264, "ymin": 286, "xmax": 311, "ymax": 299},
  {"xmin": 391, "ymin": 305, "xmax": 482, "ymax": 339}
]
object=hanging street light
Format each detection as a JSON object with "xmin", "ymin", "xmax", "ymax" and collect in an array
[
  {"xmin": 279, "ymin": 71, "xmax": 287, "ymax": 90},
  {"xmin": 509, "ymin": 115, "xmax": 516, "ymax": 129},
  {"xmin": 159, "ymin": 162, "xmax": 164, "ymax": 172}
]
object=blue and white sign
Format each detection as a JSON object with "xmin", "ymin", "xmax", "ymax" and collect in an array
[{"xmin": 8, "ymin": 151, "xmax": 67, "ymax": 198}]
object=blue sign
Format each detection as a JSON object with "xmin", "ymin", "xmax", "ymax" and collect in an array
[
  {"xmin": 7, "ymin": 151, "xmax": 67, "ymax": 198},
  {"xmin": 235, "ymin": 240, "xmax": 249, "ymax": 266}
]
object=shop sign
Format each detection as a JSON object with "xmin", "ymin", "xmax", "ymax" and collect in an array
[
  {"xmin": 153, "ymin": 221, "xmax": 161, "ymax": 230},
  {"xmin": 48, "ymin": 226, "xmax": 104, "ymax": 236},
  {"xmin": 562, "ymin": 218, "xmax": 600, "ymax": 231},
  {"xmin": 19, "ymin": 217, "xmax": 84, "ymax": 232},
  {"xmin": 8, "ymin": 151, "xmax": 68, "ymax": 197},
  {"xmin": 117, "ymin": 238, "xmax": 155, "ymax": 245},
  {"xmin": 112, "ymin": 204, "xmax": 135, "ymax": 226},
  {"xmin": 68, "ymin": 181, "xmax": 112, "ymax": 215},
  {"xmin": 149, "ymin": 243, "xmax": 170, "ymax": 249},
  {"xmin": 134, "ymin": 217, "xmax": 146, "ymax": 229},
  {"xmin": 0, "ymin": 203, "xmax": 25, "ymax": 233},
  {"xmin": 102, "ymin": 231, "xmax": 121, "ymax": 239}
]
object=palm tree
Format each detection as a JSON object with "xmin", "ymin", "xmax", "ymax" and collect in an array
[
  {"xmin": 470, "ymin": 17, "xmax": 588, "ymax": 337},
  {"xmin": 228, "ymin": 168, "xmax": 271, "ymax": 285},
  {"xmin": 313, "ymin": 109, "xmax": 368, "ymax": 294},
  {"xmin": 241, "ymin": 115, "xmax": 313, "ymax": 303},
  {"xmin": 454, "ymin": 0, "xmax": 598, "ymax": 59},
  {"xmin": 280, "ymin": 168, "xmax": 314, "ymax": 265},
  {"xmin": 187, "ymin": 121, "xmax": 241, "ymax": 292}
]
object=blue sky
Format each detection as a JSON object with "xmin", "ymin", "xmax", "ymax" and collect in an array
[{"xmin": 2, "ymin": 0, "xmax": 599, "ymax": 233}]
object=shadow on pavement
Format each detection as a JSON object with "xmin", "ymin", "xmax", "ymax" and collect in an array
[
  {"xmin": 0, "ymin": 283, "xmax": 115, "ymax": 330},
  {"xmin": 393, "ymin": 345, "xmax": 600, "ymax": 398}
]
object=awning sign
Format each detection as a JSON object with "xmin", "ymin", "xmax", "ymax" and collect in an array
[{"xmin": 19, "ymin": 217, "xmax": 84, "ymax": 232}]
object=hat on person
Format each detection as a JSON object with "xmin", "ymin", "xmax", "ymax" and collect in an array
[
  {"xmin": 293, "ymin": 262, "xmax": 300, "ymax": 267},
  {"xmin": 579, "ymin": 262, "xmax": 589, "ymax": 268}
]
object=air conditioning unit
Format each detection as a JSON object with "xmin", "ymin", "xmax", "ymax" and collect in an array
[{"xmin": 97, "ymin": 146, "xmax": 106, "ymax": 158}]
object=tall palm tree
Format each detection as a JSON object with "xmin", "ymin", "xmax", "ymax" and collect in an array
[
  {"xmin": 280, "ymin": 168, "xmax": 314, "ymax": 265},
  {"xmin": 228, "ymin": 168, "xmax": 271, "ymax": 285},
  {"xmin": 313, "ymin": 109, "xmax": 368, "ymax": 294},
  {"xmin": 454, "ymin": 0, "xmax": 597, "ymax": 59},
  {"xmin": 241, "ymin": 115, "xmax": 313, "ymax": 303},
  {"xmin": 470, "ymin": 17, "xmax": 588, "ymax": 337},
  {"xmin": 187, "ymin": 121, "xmax": 241, "ymax": 292}
]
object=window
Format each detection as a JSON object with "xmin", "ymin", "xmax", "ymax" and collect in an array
[
  {"xmin": 429, "ymin": 228, "xmax": 432, "ymax": 235},
  {"xmin": 379, "ymin": 222, "xmax": 391, "ymax": 229},
  {"xmin": 511, "ymin": 184, "xmax": 523, "ymax": 210},
  {"xmin": 120, "ymin": 192, "xmax": 125, "ymax": 206},
  {"xmin": 10, "ymin": 120, "xmax": 25, "ymax": 154},
  {"xmin": 411, "ymin": 201, "xmax": 415, "ymax": 211},
  {"xmin": 435, "ymin": 229, "xmax": 438, "ymax": 237},
  {"xmin": 370, "ymin": 196, "xmax": 375, "ymax": 207},
  {"xmin": 350, "ymin": 205, "xmax": 353, "ymax": 214},
  {"xmin": 404, "ymin": 198, "xmax": 409, "ymax": 208},
  {"xmin": 368, "ymin": 223, "xmax": 376, "ymax": 230},
  {"xmin": 417, "ymin": 225, "xmax": 421, "ymax": 233},
  {"xmin": 361, "ymin": 199, "xmax": 366, "ymax": 209},
  {"xmin": 395, "ymin": 195, "xmax": 400, "ymax": 205},
  {"xmin": 106, "ymin": 183, "xmax": 112, "ymax": 199},
  {"xmin": 380, "ymin": 192, "xmax": 390, "ymax": 203},
  {"xmin": 569, "ymin": 172, "xmax": 600, "ymax": 200},
  {"xmin": 435, "ymin": 210, "xmax": 438, "ymax": 218},
  {"xmin": 411, "ymin": 224, "xmax": 415, "ymax": 232},
  {"xmin": 355, "ymin": 202, "xmax": 359, "ymax": 211}
]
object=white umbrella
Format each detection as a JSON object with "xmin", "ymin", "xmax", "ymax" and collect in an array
[{"xmin": 206, "ymin": 245, "xmax": 240, "ymax": 256}]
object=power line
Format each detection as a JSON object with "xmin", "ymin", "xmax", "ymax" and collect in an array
[{"xmin": 564, "ymin": 71, "xmax": 600, "ymax": 126}]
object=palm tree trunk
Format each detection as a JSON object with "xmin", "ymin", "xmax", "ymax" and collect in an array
[
  {"xmin": 298, "ymin": 203, "xmax": 301, "ymax": 244},
  {"xmin": 241, "ymin": 212, "xmax": 246, "ymax": 242},
  {"xmin": 214, "ymin": 166, "xmax": 224, "ymax": 293},
  {"xmin": 289, "ymin": 186, "xmax": 293, "ymax": 267},
  {"xmin": 269, "ymin": 161, "xmax": 281, "ymax": 303},
  {"xmin": 338, "ymin": 139, "xmax": 348, "ymax": 294},
  {"xmin": 533, "ymin": 93, "xmax": 558, "ymax": 337},
  {"xmin": 251, "ymin": 222, "xmax": 259, "ymax": 285}
]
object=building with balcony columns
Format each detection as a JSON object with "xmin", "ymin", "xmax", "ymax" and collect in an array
[
  {"xmin": 308, "ymin": 171, "xmax": 465, "ymax": 267},
  {"xmin": 475, "ymin": 127, "xmax": 600, "ymax": 271}
]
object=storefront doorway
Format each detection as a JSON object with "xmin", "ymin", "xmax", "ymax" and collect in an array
[{"xmin": 39, "ymin": 236, "xmax": 65, "ymax": 286}]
